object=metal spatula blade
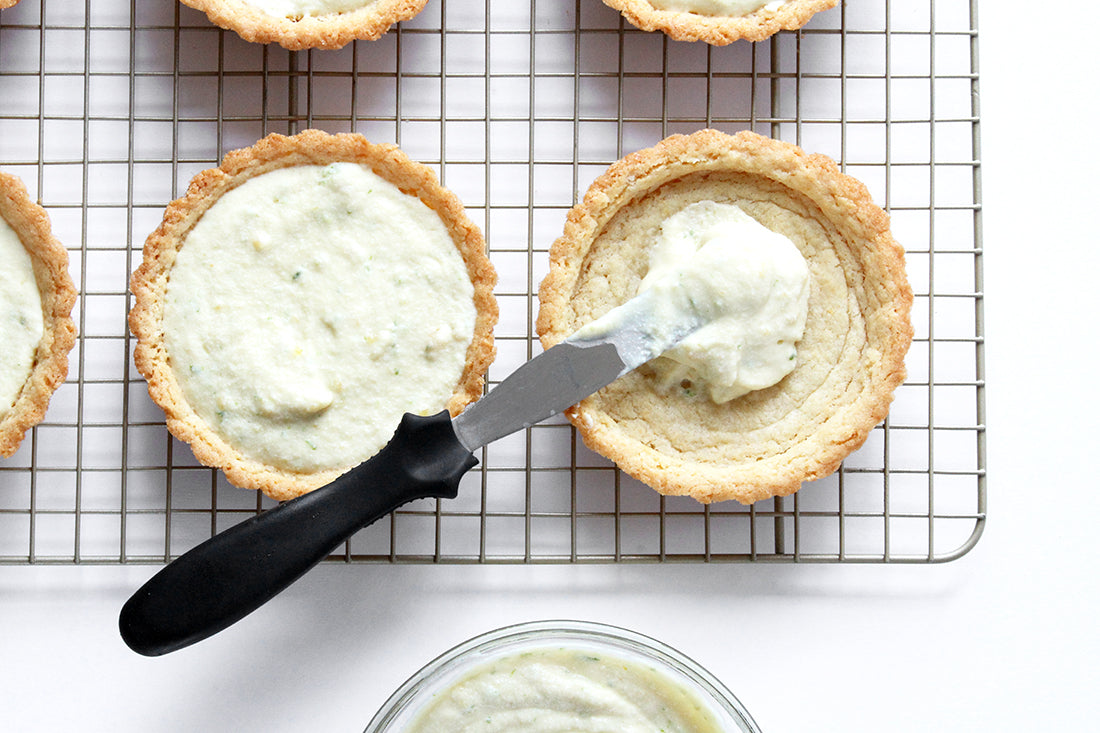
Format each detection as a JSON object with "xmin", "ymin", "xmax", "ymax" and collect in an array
[{"xmin": 453, "ymin": 287, "xmax": 701, "ymax": 450}]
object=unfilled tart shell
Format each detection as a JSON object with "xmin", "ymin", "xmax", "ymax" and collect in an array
[
  {"xmin": 0, "ymin": 172, "xmax": 78, "ymax": 459},
  {"xmin": 602, "ymin": 0, "xmax": 837, "ymax": 45},
  {"xmin": 130, "ymin": 130, "xmax": 498, "ymax": 501},
  {"xmin": 537, "ymin": 129, "xmax": 912, "ymax": 504},
  {"xmin": 180, "ymin": 0, "xmax": 427, "ymax": 51}
]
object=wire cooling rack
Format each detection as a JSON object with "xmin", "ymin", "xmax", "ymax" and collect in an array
[{"xmin": 0, "ymin": 0, "xmax": 984, "ymax": 565}]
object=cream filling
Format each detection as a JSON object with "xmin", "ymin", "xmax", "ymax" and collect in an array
[
  {"xmin": 241, "ymin": 0, "xmax": 378, "ymax": 18},
  {"xmin": 648, "ymin": 0, "xmax": 787, "ymax": 17},
  {"xmin": 406, "ymin": 647, "xmax": 724, "ymax": 733},
  {"xmin": 0, "ymin": 217, "xmax": 43, "ymax": 419},
  {"xmin": 640, "ymin": 201, "xmax": 809, "ymax": 403},
  {"xmin": 163, "ymin": 163, "xmax": 476, "ymax": 473}
]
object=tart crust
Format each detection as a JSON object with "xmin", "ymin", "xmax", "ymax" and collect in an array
[
  {"xmin": 0, "ymin": 1, "xmax": 22, "ymax": 10},
  {"xmin": 0, "ymin": 173, "xmax": 77, "ymax": 459},
  {"xmin": 179, "ymin": 0, "xmax": 428, "ymax": 51},
  {"xmin": 130, "ymin": 130, "xmax": 498, "ymax": 500},
  {"xmin": 602, "ymin": 0, "xmax": 837, "ymax": 44},
  {"xmin": 537, "ymin": 130, "xmax": 912, "ymax": 504}
]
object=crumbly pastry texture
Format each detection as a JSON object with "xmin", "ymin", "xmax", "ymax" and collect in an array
[
  {"xmin": 0, "ymin": 173, "xmax": 78, "ymax": 459},
  {"xmin": 179, "ymin": 0, "xmax": 427, "ymax": 51},
  {"xmin": 130, "ymin": 130, "xmax": 498, "ymax": 500},
  {"xmin": 537, "ymin": 129, "xmax": 913, "ymax": 504},
  {"xmin": 602, "ymin": 0, "xmax": 837, "ymax": 44}
]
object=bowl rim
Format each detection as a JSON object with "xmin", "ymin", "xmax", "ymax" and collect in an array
[{"xmin": 364, "ymin": 618, "xmax": 763, "ymax": 732}]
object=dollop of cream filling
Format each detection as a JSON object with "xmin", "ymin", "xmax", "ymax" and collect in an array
[
  {"xmin": 241, "ymin": 0, "xmax": 378, "ymax": 19},
  {"xmin": 406, "ymin": 647, "xmax": 724, "ymax": 733},
  {"xmin": 0, "ymin": 217, "xmax": 43, "ymax": 419},
  {"xmin": 163, "ymin": 163, "xmax": 476, "ymax": 473},
  {"xmin": 640, "ymin": 201, "xmax": 809, "ymax": 403},
  {"xmin": 648, "ymin": 0, "xmax": 787, "ymax": 17}
]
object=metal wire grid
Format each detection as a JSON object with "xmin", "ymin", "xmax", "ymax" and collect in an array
[{"xmin": 0, "ymin": 0, "xmax": 984, "ymax": 565}]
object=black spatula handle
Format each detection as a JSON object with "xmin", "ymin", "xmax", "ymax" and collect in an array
[{"xmin": 119, "ymin": 411, "xmax": 476, "ymax": 657}]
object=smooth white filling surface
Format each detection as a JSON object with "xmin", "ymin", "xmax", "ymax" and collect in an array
[
  {"xmin": 163, "ymin": 163, "xmax": 476, "ymax": 473},
  {"xmin": 640, "ymin": 201, "xmax": 810, "ymax": 403},
  {"xmin": 241, "ymin": 0, "xmax": 378, "ymax": 18},
  {"xmin": 406, "ymin": 647, "xmax": 723, "ymax": 733},
  {"xmin": 648, "ymin": 0, "xmax": 786, "ymax": 16},
  {"xmin": 0, "ymin": 217, "xmax": 43, "ymax": 419}
]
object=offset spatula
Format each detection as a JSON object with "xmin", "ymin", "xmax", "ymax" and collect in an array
[{"xmin": 119, "ymin": 287, "xmax": 705, "ymax": 656}]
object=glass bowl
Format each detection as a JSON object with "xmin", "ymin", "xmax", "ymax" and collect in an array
[{"xmin": 364, "ymin": 619, "xmax": 763, "ymax": 732}]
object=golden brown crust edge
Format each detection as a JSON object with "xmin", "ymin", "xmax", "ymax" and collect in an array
[
  {"xmin": 0, "ymin": 0, "xmax": 22, "ymax": 10},
  {"xmin": 602, "ymin": 0, "xmax": 838, "ymax": 45},
  {"xmin": 0, "ymin": 173, "xmax": 78, "ymax": 459},
  {"xmin": 537, "ymin": 130, "xmax": 912, "ymax": 504},
  {"xmin": 180, "ymin": 0, "xmax": 428, "ymax": 51},
  {"xmin": 130, "ymin": 130, "xmax": 498, "ymax": 501}
]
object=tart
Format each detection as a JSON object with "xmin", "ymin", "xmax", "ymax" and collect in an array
[
  {"xmin": 130, "ymin": 130, "xmax": 497, "ymax": 501},
  {"xmin": 537, "ymin": 130, "xmax": 912, "ymax": 504},
  {"xmin": 602, "ymin": 0, "xmax": 838, "ymax": 45},
  {"xmin": 0, "ymin": 173, "xmax": 77, "ymax": 459},
  {"xmin": 0, "ymin": 1, "xmax": 23, "ymax": 10},
  {"xmin": 179, "ymin": 0, "xmax": 428, "ymax": 51}
]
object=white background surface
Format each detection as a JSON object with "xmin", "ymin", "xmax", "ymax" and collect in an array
[{"xmin": 2, "ymin": 1, "xmax": 1098, "ymax": 731}]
